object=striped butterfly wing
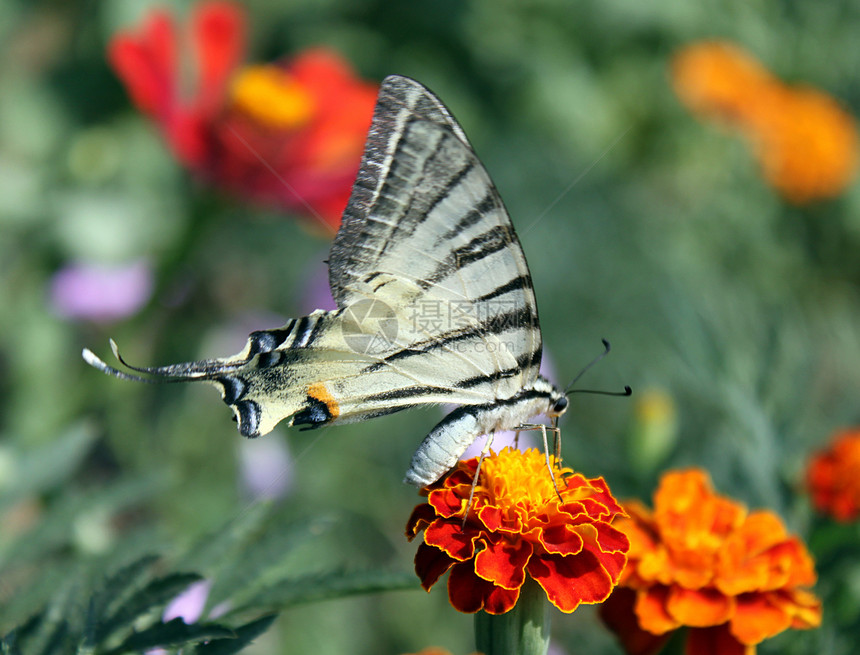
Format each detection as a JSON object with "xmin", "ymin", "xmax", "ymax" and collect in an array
[
  {"xmin": 84, "ymin": 76, "xmax": 544, "ymax": 458},
  {"xmin": 322, "ymin": 76, "xmax": 543, "ymax": 420}
]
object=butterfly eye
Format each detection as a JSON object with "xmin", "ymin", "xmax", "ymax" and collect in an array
[{"xmin": 553, "ymin": 397, "xmax": 569, "ymax": 414}]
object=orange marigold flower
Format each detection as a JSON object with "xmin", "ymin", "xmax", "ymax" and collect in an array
[
  {"xmin": 749, "ymin": 85, "xmax": 860, "ymax": 204},
  {"xmin": 807, "ymin": 428, "xmax": 860, "ymax": 522},
  {"xmin": 671, "ymin": 41, "xmax": 777, "ymax": 126},
  {"xmin": 600, "ymin": 469, "xmax": 822, "ymax": 655},
  {"xmin": 671, "ymin": 40, "xmax": 859, "ymax": 204},
  {"xmin": 107, "ymin": 1, "xmax": 378, "ymax": 231},
  {"xmin": 405, "ymin": 447, "xmax": 629, "ymax": 615}
]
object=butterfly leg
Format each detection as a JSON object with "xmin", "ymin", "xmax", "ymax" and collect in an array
[
  {"xmin": 513, "ymin": 422, "xmax": 565, "ymax": 503},
  {"xmin": 538, "ymin": 424, "xmax": 565, "ymax": 503},
  {"xmin": 464, "ymin": 434, "xmax": 495, "ymax": 525}
]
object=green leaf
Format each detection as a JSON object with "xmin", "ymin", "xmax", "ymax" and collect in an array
[
  {"xmin": 192, "ymin": 614, "xmax": 278, "ymax": 655},
  {"xmin": 88, "ymin": 555, "xmax": 160, "ymax": 626},
  {"xmin": 95, "ymin": 572, "xmax": 204, "ymax": 643},
  {"xmin": 15, "ymin": 573, "xmax": 82, "ymax": 655},
  {"xmin": 1, "ymin": 612, "xmax": 41, "ymax": 652},
  {"xmin": 204, "ymin": 514, "xmax": 336, "ymax": 612},
  {"xmin": 102, "ymin": 618, "xmax": 234, "ymax": 655},
  {"xmin": 229, "ymin": 569, "xmax": 418, "ymax": 614},
  {"xmin": 175, "ymin": 502, "xmax": 273, "ymax": 575},
  {"xmin": 1, "ymin": 631, "xmax": 23, "ymax": 655},
  {"xmin": 33, "ymin": 618, "xmax": 69, "ymax": 655}
]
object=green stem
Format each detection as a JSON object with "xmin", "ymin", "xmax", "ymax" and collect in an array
[{"xmin": 474, "ymin": 578, "xmax": 550, "ymax": 655}]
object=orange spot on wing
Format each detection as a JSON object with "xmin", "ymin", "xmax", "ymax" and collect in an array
[{"xmin": 308, "ymin": 382, "xmax": 340, "ymax": 419}]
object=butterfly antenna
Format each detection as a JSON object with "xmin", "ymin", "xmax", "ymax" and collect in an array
[{"xmin": 563, "ymin": 339, "xmax": 632, "ymax": 397}]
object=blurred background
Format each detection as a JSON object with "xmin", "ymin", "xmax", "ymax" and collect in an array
[{"xmin": 2, "ymin": 0, "xmax": 860, "ymax": 653}]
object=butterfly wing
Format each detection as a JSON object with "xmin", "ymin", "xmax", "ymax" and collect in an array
[
  {"xmin": 324, "ymin": 76, "xmax": 543, "ymax": 413},
  {"xmin": 84, "ymin": 75, "xmax": 543, "ymax": 440}
]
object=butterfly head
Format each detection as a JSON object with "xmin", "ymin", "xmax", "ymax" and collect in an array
[
  {"xmin": 549, "ymin": 394, "xmax": 569, "ymax": 417},
  {"xmin": 532, "ymin": 375, "xmax": 569, "ymax": 419}
]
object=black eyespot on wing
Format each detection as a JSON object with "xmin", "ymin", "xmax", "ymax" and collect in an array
[
  {"xmin": 248, "ymin": 324, "xmax": 294, "ymax": 357},
  {"xmin": 216, "ymin": 375, "xmax": 247, "ymax": 405},
  {"xmin": 292, "ymin": 396, "xmax": 335, "ymax": 430},
  {"xmin": 235, "ymin": 400, "xmax": 261, "ymax": 437},
  {"xmin": 256, "ymin": 350, "xmax": 284, "ymax": 369}
]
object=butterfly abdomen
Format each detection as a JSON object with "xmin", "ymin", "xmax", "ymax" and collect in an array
[{"xmin": 404, "ymin": 380, "xmax": 562, "ymax": 486}]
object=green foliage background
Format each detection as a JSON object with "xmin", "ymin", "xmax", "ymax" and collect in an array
[{"xmin": 2, "ymin": 0, "xmax": 860, "ymax": 653}]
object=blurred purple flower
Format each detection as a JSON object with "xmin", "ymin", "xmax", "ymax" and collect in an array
[
  {"xmin": 238, "ymin": 432, "xmax": 295, "ymax": 500},
  {"xmin": 163, "ymin": 579, "xmax": 212, "ymax": 624},
  {"xmin": 49, "ymin": 259, "xmax": 153, "ymax": 322},
  {"xmin": 299, "ymin": 254, "xmax": 336, "ymax": 314}
]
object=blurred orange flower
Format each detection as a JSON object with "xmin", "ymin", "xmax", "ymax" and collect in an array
[
  {"xmin": 406, "ymin": 447, "xmax": 629, "ymax": 615},
  {"xmin": 600, "ymin": 469, "xmax": 821, "ymax": 655},
  {"xmin": 807, "ymin": 428, "xmax": 860, "ymax": 521},
  {"xmin": 671, "ymin": 40, "xmax": 858, "ymax": 204},
  {"xmin": 108, "ymin": 1, "xmax": 378, "ymax": 231},
  {"xmin": 671, "ymin": 41, "xmax": 775, "ymax": 126}
]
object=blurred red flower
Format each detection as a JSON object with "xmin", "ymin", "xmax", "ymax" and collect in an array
[
  {"xmin": 807, "ymin": 428, "xmax": 860, "ymax": 522},
  {"xmin": 600, "ymin": 469, "xmax": 821, "ymax": 655},
  {"xmin": 672, "ymin": 40, "xmax": 858, "ymax": 204},
  {"xmin": 406, "ymin": 447, "xmax": 629, "ymax": 615},
  {"xmin": 108, "ymin": 1, "xmax": 378, "ymax": 231}
]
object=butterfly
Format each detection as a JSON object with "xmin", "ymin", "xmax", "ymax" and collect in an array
[{"xmin": 83, "ymin": 75, "xmax": 572, "ymax": 487}]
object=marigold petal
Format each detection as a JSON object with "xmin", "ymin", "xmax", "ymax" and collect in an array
[
  {"xmin": 666, "ymin": 586, "xmax": 734, "ymax": 627},
  {"xmin": 784, "ymin": 589, "xmax": 821, "ymax": 630},
  {"xmin": 594, "ymin": 521, "xmax": 631, "ymax": 554},
  {"xmin": 599, "ymin": 588, "xmax": 672, "ymax": 655},
  {"xmin": 590, "ymin": 492, "xmax": 626, "ymax": 518},
  {"xmin": 716, "ymin": 511, "xmax": 790, "ymax": 594},
  {"xmin": 729, "ymin": 593, "xmax": 792, "ymax": 644},
  {"xmin": 615, "ymin": 516, "xmax": 658, "ymax": 561},
  {"xmin": 686, "ymin": 626, "xmax": 750, "ymax": 655},
  {"xmin": 761, "ymin": 538, "xmax": 817, "ymax": 588},
  {"xmin": 424, "ymin": 520, "xmax": 475, "ymax": 561},
  {"xmin": 405, "ymin": 503, "xmax": 437, "ymax": 540},
  {"xmin": 483, "ymin": 584, "xmax": 522, "ymax": 615},
  {"xmin": 428, "ymin": 488, "xmax": 467, "ymax": 519},
  {"xmin": 477, "ymin": 504, "xmax": 504, "ymax": 531},
  {"xmin": 588, "ymin": 547, "xmax": 628, "ymax": 583},
  {"xmin": 474, "ymin": 538, "xmax": 531, "ymax": 590},
  {"xmin": 414, "ymin": 543, "xmax": 456, "ymax": 591},
  {"xmin": 448, "ymin": 561, "xmax": 519, "ymax": 614},
  {"xmin": 539, "ymin": 524, "xmax": 585, "ymax": 556},
  {"xmin": 635, "ymin": 586, "xmax": 679, "ymax": 635},
  {"xmin": 529, "ymin": 550, "xmax": 614, "ymax": 612},
  {"xmin": 776, "ymin": 589, "xmax": 823, "ymax": 630}
]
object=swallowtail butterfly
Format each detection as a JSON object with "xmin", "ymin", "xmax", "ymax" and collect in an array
[{"xmin": 83, "ymin": 75, "xmax": 571, "ymax": 486}]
